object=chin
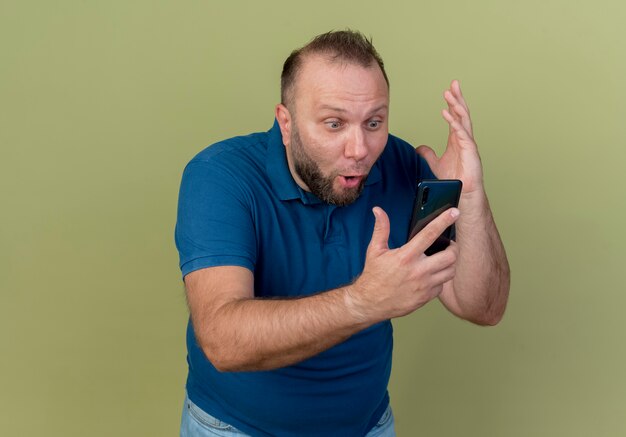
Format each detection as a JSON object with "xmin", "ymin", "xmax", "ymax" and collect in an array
[{"xmin": 329, "ymin": 187, "xmax": 364, "ymax": 207}]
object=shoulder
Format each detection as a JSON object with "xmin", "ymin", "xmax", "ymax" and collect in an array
[
  {"xmin": 188, "ymin": 130, "xmax": 269, "ymax": 171},
  {"xmin": 178, "ymin": 129, "xmax": 273, "ymax": 210},
  {"xmin": 184, "ymin": 129, "xmax": 273, "ymax": 185}
]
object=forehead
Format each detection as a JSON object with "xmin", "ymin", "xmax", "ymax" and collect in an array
[{"xmin": 293, "ymin": 54, "xmax": 389, "ymax": 112}]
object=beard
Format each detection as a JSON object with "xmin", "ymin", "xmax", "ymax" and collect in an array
[{"xmin": 290, "ymin": 125, "xmax": 367, "ymax": 207}]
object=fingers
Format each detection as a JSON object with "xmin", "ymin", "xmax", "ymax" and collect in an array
[
  {"xmin": 414, "ymin": 244, "xmax": 459, "ymax": 294},
  {"xmin": 368, "ymin": 207, "xmax": 391, "ymax": 254},
  {"xmin": 451, "ymin": 80, "xmax": 469, "ymax": 115},
  {"xmin": 444, "ymin": 90, "xmax": 470, "ymax": 124},
  {"xmin": 424, "ymin": 266, "xmax": 456, "ymax": 292},
  {"xmin": 442, "ymin": 109, "xmax": 475, "ymax": 148},
  {"xmin": 406, "ymin": 207, "xmax": 460, "ymax": 255},
  {"xmin": 444, "ymin": 80, "xmax": 473, "ymax": 137},
  {"xmin": 421, "ymin": 242, "xmax": 459, "ymax": 279}
]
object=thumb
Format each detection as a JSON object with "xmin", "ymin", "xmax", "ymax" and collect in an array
[
  {"xmin": 416, "ymin": 145, "xmax": 438, "ymax": 172},
  {"xmin": 368, "ymin": 207, "xmax": 390, "ymax": 253}
]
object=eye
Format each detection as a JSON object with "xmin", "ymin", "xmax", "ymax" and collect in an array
[
  {"xmin": 367, "ymin": 120, "xmax": 382, "ymax": 129},
  {"xmin": 325, "ymin": 120, "xmax": 343, "ymax": 130}
]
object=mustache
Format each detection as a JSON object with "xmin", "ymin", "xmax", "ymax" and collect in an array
[{"xmin": 335, "ymin": 165, "xmax": 369, "ymax": 176}]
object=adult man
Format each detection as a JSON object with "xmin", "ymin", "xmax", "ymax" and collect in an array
[{"xmin": 175, "ymin": 30, "xmax": 509, "ymax": 436}]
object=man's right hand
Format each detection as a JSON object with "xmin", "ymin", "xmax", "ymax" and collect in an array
[{"xmin": 347, "ymin": 206, "xmax": 460, "ymax": 323}]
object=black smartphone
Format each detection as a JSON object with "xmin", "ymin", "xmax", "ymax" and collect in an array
[{"xmin": 407, "ymin": 179, "xmax": 462, "ymax": 256}]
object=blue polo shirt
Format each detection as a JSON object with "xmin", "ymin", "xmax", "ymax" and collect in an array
[{"xmin": 175, "ymin": 120, "xmax": 434, "ymax": 436}]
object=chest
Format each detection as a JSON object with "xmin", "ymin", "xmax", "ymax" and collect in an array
[{"xmin": 251, "ymin": 184, "xmax": 413, "ymax": 297}]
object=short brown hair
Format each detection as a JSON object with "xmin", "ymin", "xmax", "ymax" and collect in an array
[{"xmin": 280, "ymin": 30, "xmax": 389, "ymax": 107}]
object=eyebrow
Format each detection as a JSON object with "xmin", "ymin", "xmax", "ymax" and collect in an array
[
  {"xmin": 318, "ymin": 105, "xmax": 347, "ymax": 113},
  {"xmin": 318, "ymin": 104, "xmax": 389, "ymax": 116}
]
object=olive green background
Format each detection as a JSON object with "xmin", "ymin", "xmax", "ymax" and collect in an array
[{"xmin": 2, "ymin": 1, "xmax": 625, "ymax": 436}]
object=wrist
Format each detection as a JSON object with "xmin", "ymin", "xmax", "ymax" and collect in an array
[
  {"xmin": 342, "ymin": 281, "xmax": 374, "ymax": 328},
  {"xmin": 458, "ymin": 188, "xmax": 490, "ymax": 223}
]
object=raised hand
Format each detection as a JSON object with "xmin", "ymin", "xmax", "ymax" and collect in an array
[{"xmin": 416, "ymin": 80, "xmax": 484, "ymax": 195}]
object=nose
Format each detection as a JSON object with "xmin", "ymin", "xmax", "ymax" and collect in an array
[{"xmin": 344, "ymin": 127, "xmax": 368, "ymax": 161}]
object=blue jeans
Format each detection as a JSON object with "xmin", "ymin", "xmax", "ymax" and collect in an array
[{"xmin": 180, "ymin": 392, "xmax": 396, "ymax": 436}]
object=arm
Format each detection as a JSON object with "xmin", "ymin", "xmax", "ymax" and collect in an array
[
  {"xmin": 439, "ymin": 191, "xmax": 510, "ymax": 325},
  {"xmin": 417, "ymin": 80, "xmax": 510, "ymax": 325},
  {"xmin": 185, "ymin": 265, "xmax": 368, "ymax": 372},
  {"xmin": 185, "ymin": 207, "xmax": 461, "ymax": 372}
]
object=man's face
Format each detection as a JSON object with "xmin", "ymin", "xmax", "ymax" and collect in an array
[{"xmin": 277, "ymin": 54, "xmax": 390, "ymax": 206}]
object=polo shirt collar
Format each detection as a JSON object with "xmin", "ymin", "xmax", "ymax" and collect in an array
[
  {"xmin": 267, "ymin": 119, "xmax": 302, "ymax": 201},
  {"xmin": 266, "ymin": 119, "xmax": 382, "ymax": 204}
]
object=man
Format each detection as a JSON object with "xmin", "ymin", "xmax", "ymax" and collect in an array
[{"xmin": 175, "ymin": 30, "xmax": 509, "ymax": 436}]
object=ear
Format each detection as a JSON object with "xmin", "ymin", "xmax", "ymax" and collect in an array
[{"xmin": 275, "ymin": 103, "xmax": 292, "ymax": 147}]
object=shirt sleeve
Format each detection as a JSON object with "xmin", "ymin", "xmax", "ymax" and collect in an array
[{"xmin": 175, "ymin": 159, "xmax": 257, "ymax": 278}]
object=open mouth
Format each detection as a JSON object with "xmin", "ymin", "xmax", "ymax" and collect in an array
[{"xmin": 339, "ymin": 175, "xmax": 363, "ymax": 188}]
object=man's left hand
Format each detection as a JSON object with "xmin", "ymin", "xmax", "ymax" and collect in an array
[{"xmin": 416, "ymin": 80, "xmax": 484, "ymax": 196}]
